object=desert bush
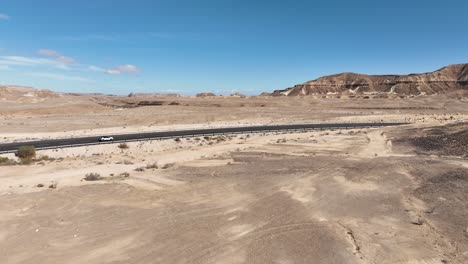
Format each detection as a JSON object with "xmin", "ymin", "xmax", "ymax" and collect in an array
[
  {"xmin": 118, "ymin": 143, "xmax": 129, "ymax": 149},
  {"xmin": 84, "ymin": 172, "xmax": 102, "ymax": 181},
  {"xmin": 15, "ymin": 146, "xmax": 36, "ymax": 160},
  {"xmin": 0, "ymin": 156, "xmax": 17, "ymax": 166},
  {"xmin": 135, "ymin": 167, "xmax": 145, "ymax": 172},
  {"xmin": 146, "ymin": 162, "xmax": 159, "ymax": 169},
  {"xmin": 120, "ymin": 172, "xmax": 130, "ymax": 177}
]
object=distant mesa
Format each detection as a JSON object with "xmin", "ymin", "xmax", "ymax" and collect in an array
[
  {"xmin": 230, "ymin": 92, "xmax": 247, "ymax": 98},
  {"xmin": 0, "ymin": 85, "xmax": 62, "ymax": 102},
  {"xmin": 270, "ymin": 63, "xmax": 468, "ymax": 96},
  {"xmin": 196, "ymin": 92, "xmax": 217, "ymax": 97},
  {"xmin": 127, "ymin": 92, "xmax": 181, "ymax": 98}
]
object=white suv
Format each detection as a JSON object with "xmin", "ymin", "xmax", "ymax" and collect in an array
[{"xmin": 99, "ymin": 136, "xmax": 114, "ymax": 142}]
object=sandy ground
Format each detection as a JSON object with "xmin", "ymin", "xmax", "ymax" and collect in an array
[
  {"xmin": 1, "ymin": 124, "xmax": 468, "ymax": 263},
  {"xmin": 1, "ymin": 95, "xmax": 467, "ymax": 143},
  {"xmin": 1, "ymin": 95, "xmax": 468, "ymax": 263}
]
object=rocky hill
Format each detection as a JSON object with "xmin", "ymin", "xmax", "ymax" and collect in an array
[
  {"xmin": 0, "ymin": 85, "xmax": 62, "ymax": 102},
  {"xmin": 272, "ymin": 63, "xmax": 468, "ymax": 96}
]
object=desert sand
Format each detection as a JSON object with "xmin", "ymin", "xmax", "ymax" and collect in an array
[{"xmin": 1, "ymin": 90, "xmax": 468, "ymax": 263}]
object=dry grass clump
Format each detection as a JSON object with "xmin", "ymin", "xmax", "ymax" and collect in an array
[
  {"xmin": 119, "ymin": 172, "xmax": 130, "ymax": 177},
  {"xmin": 118, "ymin": 143, "xmax": 129, "ymax": 149},
  {"xmin": 135, "ymin": 167, "xmax": 145, "ymax": 172},
  {"xmin": 15, "ymin": 145, "xmax": 36, "ymax": 164},
  {"xmin": 146, "ymin": 162, "xmax": 159, "ymax": 169},
  {"xmin": 84, "ymin": 173, "xmax": 102, "ymax": 181},
  {"xmin": 116, "ymin": 160, "xmax": 134, "ymax": 165},
  {"xmin": 0, "ymin": 156, "xmax": 17, "ymax": 166}
]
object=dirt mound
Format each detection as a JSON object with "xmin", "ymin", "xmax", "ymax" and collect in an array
[{"xmin": 272, "ymin": 63, "xmax": 468, "ymax": 96}]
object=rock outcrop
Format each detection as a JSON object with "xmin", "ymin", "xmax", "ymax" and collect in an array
[{"xmin": 272, "ymin": 64, "xmax": 468, "ymax": 96}]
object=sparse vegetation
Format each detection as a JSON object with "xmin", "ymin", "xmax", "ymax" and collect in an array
[
  {"xmin": 15, "ymin": 145, "xmax": 36, "ymax": 161},
  {"xmin": 118, "ymin": 143, "xmax": 129, "ymax": 149},
  {"xmin": 116, "ymin": 160, "xmax": 134, "ymax": 165},
  {"xmin": 120, "ymin": 172, "xmax": 130, "ymax": 177},
  {"xmin": 36, "ymin": 155, "xmax": 55, "ymax": 162},
  {"xmin": 135, "ymin": 167, "xmax": 145, "ymax": 172},
  {"xmin": 84, "ymin": 173, "xmax": 102, "ymax": 181},
  {"xmin": 0, "ymin": 156, "xmax": 17, "ymax": 166},
  {"xmin": 146, "ymin": 162, "xmax": 159, "ymax": 169}
]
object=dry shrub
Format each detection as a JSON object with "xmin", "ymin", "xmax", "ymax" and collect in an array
[
  {"xmin": 15, "ymin": 146, "xmax": 36, "ymax": 162},
  {"xmin": 118, "ymin": 143, "xmax": 129, "ymax": 149},
  {"xmin": 146, "ymin": 162, "xmax": 159, "ymax": 169},
  {"xmin": 120, "ymin": 172, "xmax": 130, "ymax": 177},
  {"xmin": 84, "ymin": 173, "xmax": 102, "ymax": 181}
]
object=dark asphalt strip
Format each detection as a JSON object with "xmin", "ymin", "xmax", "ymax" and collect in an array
[{"xmin": 0, "ymin": 122, "xmax": 407, "ymax": 153}]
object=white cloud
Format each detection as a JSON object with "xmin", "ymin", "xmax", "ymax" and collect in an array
[
  {"xmin": 26, "ymin": 72, "xmax": 94, "ymax": 83},
  {"xmin": 38, "ymin": 49, "xmax": 76, "ymax": 64},
  {"xmin": 0, "ymin": 56, "xmax": 61, "ymax": 67},
  {"xmin": 0, "ymin": 56, "xmax": 73, "ymax": 72},
  {"xmin": 0, "ymin": 14, "xmax": 9, "ymax": 20},
  {"xmin": 105, "ymin": 69, "xmax": 121, "ymax": 75},
  {"xmin": 105, "ymin": 64, "xmax": 141, "ymax": 75},
  {"xmin": 38, "ymin": 49, "xmax": 60, "ymax": 57},
  {"xmin": 55, "ymin": 55, "xmax": 75, "ymax": 64},
  {"xmin": 1, "ymin": 54, "xmax": 140, "ymax": 78},
  {"xmin": 116, "ymin": 64, "xmax": 140, "ymax": 72}
]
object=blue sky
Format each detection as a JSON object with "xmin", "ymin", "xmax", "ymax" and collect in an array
[{"xmin": 0, "ymin": 0, "xmax": 467, "ymax": 95}]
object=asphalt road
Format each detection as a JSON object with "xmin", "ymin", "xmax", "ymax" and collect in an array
[{"xmin": 0, "ymin": 122, "xmax": 407, "ymax": 153}]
